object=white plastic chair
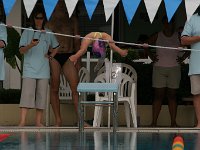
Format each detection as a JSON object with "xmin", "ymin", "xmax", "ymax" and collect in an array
[
  {"xmin": 97, "ymin": 63, "xmax": 137, "ymax": 82},
  {"xmin": 93, "ymin": 73, "xmax": 137, "ymax": 128}
]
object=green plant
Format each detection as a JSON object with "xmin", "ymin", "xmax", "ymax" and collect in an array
[{"xmin": 4, "ymin": 27, "xmax": 22, "ymax": 74}]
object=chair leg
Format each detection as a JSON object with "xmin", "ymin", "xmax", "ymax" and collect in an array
[
  {"xmin": 124, "ymin": 102, "xmax": 131, "ymax": 127},
  {"xmin": 93, "ymin": 105, "xmax": 103, "ymax": 127},
  {"xmin": 130, "ymin": 102, "xmax": 137, "ymax": 128}
]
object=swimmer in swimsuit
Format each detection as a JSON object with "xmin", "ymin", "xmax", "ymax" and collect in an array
[{"xmin": 69, "ymin": 32, "xmax": 128, "ymax": 70}]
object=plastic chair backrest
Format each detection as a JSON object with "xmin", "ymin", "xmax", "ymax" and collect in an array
[
  {"xmin": 94, "ymin": 73, "xmax": 134, "ymax": 97},
  {"xmin": 59, "ymin": 67, "xmax": 90, "ymax": 101},
  {"xmin": 97, "ymin": 63, "xmax": 137, "ymax": 82}
]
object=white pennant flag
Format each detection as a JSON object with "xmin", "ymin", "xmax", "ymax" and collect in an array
[
  {"xmin": 103, "ymin": 0, "xmax": 119, "ymax": 21},
  {"xmin": 64, "ymin": 0, "xmax": 78, "ymax": 18},
  {"xmin": 185, "ymin": 0, "xmax": 200, "ymax": 21},
  {"xmin": 23, "ymin": 0, "xmax": 37, "ymax": 18},
  {"xmin": 144, "ymin": 0, "xmax": 162, "ymax": 23}
]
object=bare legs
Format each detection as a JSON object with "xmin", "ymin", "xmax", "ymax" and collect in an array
[
  {"xmin": 62, "ymin": 60, "xmax": 90, "ymax": 127},
  {"xmin": 19, "ymin": 108, "xmax": 44, "ymax": 127},
  {"xmin": 19, "ymin": 108, "xmax": 28, "ymax": 126},
  {"xmin": 50, "ymin": 58, "xmax": 80, "ymax": 126},
  {"xmin": 35, "ymin": 109, "xmax": 44, "ymax": 127},
  {"xmin": 151, "ymin": 88, "xmax": 177, "ymax": 127},
  {"xmin": 151, "ymin": 88, "xmax": 165, "ymax": 127},
  {"xmin": 167, "ymin": 88, "xmax": 177, "ymax": 127},
  {"xmin": 19, "ymin": 79, "xmax": 47, "ymax": 127},
  {"xmin": 62, "ymin": 60, "xmax": 79, "ymax": 117},
  {"xmin": 49, "ymin": 59, "xmax": 62, "ymax": 126},
  {"xmin": 193, "ymin": 94, "xmax": 200, "ymax": 128}
]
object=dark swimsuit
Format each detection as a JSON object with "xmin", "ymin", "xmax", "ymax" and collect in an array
[{"xmin": 49, "ymin": 52, "xmax": 75, "ymax": 67}]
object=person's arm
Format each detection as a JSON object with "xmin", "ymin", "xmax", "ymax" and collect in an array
[
  {"xmin": 20, "ymin": 37, "xmax": 40, "ymax": 54},
  {"xmin": 47, "ymin": 47, "xmax": 59, "ymax": 60},
  {"xmin": 19, "ymin": 41, "xmax": 38, "ymax": 54},
  {"xmin": 46, "ymin": 29, "xmax": 60, "ymax": 60},
  {"xmin": 181, "ymin": 15, "xmax": 200, "ymax": 46},
  {"xmin": 103, "ymin": 33, "xmax": 128, "ymax": 57},
  {"xmin": 69, "ymin": 33, "xmax": 93, "ymax": 63},
  {"xmin": 143, "ymin": 33, "xmax": 158, "ymax": 62},
  {"xmin": 181, "ymin": 36, "xmax": 200, "ymax": 45},
  {"xmin": 73, "ymin": 16, "xmax": 81, "ymax": 52},
  {"xmin": 0, "ymin": 41, "xmax": 5, "ymax": 48},
  {"xmin": 73, "ymin": 15, "xmax": 81, "ymax": 70},
  {"xmin": 19, "ymin": 29, "xmax": 39, "ymax": 54},
  {"xmin": 177, "ymin": 50, "xmax": 191, "ymax": 64}
]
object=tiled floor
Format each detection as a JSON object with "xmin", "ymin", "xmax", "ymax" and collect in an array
[{"xmin": 0, "ymin": 128, "xmax": 199, "ymax": 150}]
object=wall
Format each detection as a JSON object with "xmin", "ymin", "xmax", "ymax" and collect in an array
[
  {"xmin": 0, "ymin": 104, "xmax": 195, "ymax": 127},
  {"xmin": 4, "ymin": 0, "xmax": 21, "ymax": 89}
]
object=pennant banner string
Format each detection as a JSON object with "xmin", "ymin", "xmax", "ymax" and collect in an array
[{"xmin": 0, "ymin": 24, "xmax": 198, "ymax": 52}]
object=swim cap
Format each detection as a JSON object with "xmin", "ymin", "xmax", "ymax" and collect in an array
[{"xmin": 92, "ymin": 40, "xmax": 106, "ymax": 58}]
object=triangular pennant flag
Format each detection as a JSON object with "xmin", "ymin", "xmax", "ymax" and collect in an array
[
  {"xmin": 2, "ymin": 0, "xmax": 16, "ymax": 16},
  {"xmin": 43, "ymin": 0, "xmax": 59, "ymax": 20},
  {"xmin": 144, "ymin": 0, "xmax": 162, "ymax": 23},
  {"xmin": 64, "ymin": 0, "xmax": 78, "ymax": 18},
  {"xmin": 103, "ymin": 0, "xmax": 119, "ymax": 22},
  {"xmin": 121, "ymin": 0, "xmax": 141, "ymax": 24},
  {"xmin": 84, "ymin": 0, "xmax": 99, "ymax": 19},
  {"xmin": 185, "ymin": 0, "xmax": 200, "ymax": 21},
  {"xmin": 23, "ymin": 0, "xmax": 37, "ymax": 18},
  {"xmin": 164, "ymin": 0, "xmax": 182, "ymax": 22}
]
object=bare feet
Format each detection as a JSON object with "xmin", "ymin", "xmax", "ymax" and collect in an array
[
  {"xmin": 84, "ymin": 121, "xmax": 91, "ymax": 127},
  {"xmin": 150, "ymin": 123, "xmax": 157, "ymax": 127},
  {"xmin": 171, "ymin": 123, "xmax": 179, "ymax": 127},
  {"xmin": 18, "ymin": 123, "xmax": 25, "ymax": 127},
  {"xmin": 76, "ymin": 121, "xmax": 91, "ymax": 127},
  {"xmin": 54, "ymin": 120, "xmax": 62, "ymax": 127},
  {"xmin": 195, "ymin": 124, "xmax": 200, "ymax": 128},
  {"xmin": 54, "ymin": 124, "xmax": 62, "ymax": 127},
  {"xmin": 36, "ymin": 123, "xmax": 45, "ymax": 127}
]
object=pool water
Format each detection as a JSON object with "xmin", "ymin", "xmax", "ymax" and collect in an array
[{"xmin": 0, "ymin": 131, "xmax": 198, "ymax": 150}]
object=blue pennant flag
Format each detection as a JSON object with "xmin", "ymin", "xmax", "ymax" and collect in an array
[
  {"xmin": 164, "ymin": 0, "xmax": 182, "ymax": 22},
  {"xmin": 84, "ymin": 0, "xmax": 99, "ymax": 19},
  {"xmin": 122, "ymin": 0, "xmax": 141, "ymax": 24},
  {"xmin": 43, "ymin": 0, "xmax": 58, "ymax": 20},
  {"xmin": 2, "ymin": 0, "xmax": 16, "ymax": 16}
]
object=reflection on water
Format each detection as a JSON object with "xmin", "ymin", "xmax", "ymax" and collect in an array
[{"xmin": 0, "ymin": 131, "xmax": 198, "ymax": 150}]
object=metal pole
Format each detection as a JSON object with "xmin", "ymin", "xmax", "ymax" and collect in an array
[{"xmin": 107, "ymin": 11, "xmax": 115, "ymax": 128}]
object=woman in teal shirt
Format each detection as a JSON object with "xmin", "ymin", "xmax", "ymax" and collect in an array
[{"xmin": 18, "ymin": 9, "xmax": 59, "ymax": 127}]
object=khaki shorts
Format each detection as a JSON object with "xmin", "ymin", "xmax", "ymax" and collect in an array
[
  {"xmin": 152, "ymin": 66, "xmax": 181, "ymax": 89},
  {"xmin": 19, "ymin": 78, "xmax": 49, "ymax": 109},
  {"xmin": 190, "ymin": 75, "xmax": 200, "ymax": 95}
]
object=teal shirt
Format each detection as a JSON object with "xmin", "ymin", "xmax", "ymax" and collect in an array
[
  {"xmin": 182, "ymin": 14, "xmax": 200, "ymax": 75},
  {"xmin": 0, "ymin": 23, "xmax": 7, "ymax": 80},
  {"xmin": 19, "ymin": 28, "xmax": 59, "ymax": 79}
]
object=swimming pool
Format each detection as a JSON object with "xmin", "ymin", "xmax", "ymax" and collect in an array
[{"xmin": 0, "ymin": 128, "xmax": 198, "ymax": 150}]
